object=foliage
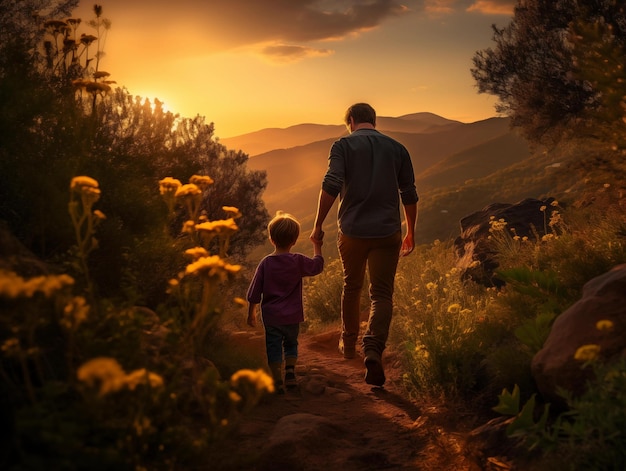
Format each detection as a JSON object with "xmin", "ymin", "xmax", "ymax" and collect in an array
[
  {"xmin": 472, "ymin": 0, "xmax": 626, "ymax": 145},
  {"xmin": 391, "ymin": 240, "xmax": 503, "ymax": 400},
  {"xmin": 0, "ymin": 176, "xmax": 274, "ymax": 470},
  {"xmin": 0, "ymin": 3, "xmax": 269, "ymax": 307},
  {"xmin": 304, "ymin": 257, "xmax": 344, "ymax": 328},
  {"xmin": 493, "ymin": 355, "xmax": 626, "ymax": 471}
]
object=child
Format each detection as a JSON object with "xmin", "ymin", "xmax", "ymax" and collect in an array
[{"xmin": 247, "ymin": 211, "xmax": 324, "ymax": 393}]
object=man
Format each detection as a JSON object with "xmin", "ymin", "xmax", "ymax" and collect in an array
[{"xmin": 310, "ymin": 103, "xmax": 418, "ymax": 387}]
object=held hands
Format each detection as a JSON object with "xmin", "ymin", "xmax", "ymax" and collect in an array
[{"xmin": 310, "ymin": 228, "xmax": 324, "ymax": 246}]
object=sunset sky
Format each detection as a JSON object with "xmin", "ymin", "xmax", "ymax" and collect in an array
[{"xmin": 73, "ymin": 0, "xmax": 515, "ymax": 138}]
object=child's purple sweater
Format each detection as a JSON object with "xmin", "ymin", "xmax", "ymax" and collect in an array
[{"xmin": 247, "ymin": 252, "xmax": 324, "ymax": 326}]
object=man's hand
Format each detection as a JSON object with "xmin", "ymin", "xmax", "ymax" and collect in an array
[
  {"xmin": 310, "ymin": 227, "xmax": 324, "ymax": 243},
  {"xmin": 400, "ymin": 234, "xmax": 415, "ymax": 257}
]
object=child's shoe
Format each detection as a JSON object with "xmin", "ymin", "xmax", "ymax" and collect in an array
[{"xmin": 284, "ymin": 368, "xmax": 297, "ymax": 389}]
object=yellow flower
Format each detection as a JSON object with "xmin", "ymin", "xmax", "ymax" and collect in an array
[
  {"xmin": 93, "ymin": 210, "xmax": 106, "ymax": 220},
  {"xmin": 70, "ymin": 176, "xmax": 99, "ymax": 192},
  {"xmin": 175, "ymin": 183, "xmax": 201, "ymax": 198},
  {"xmin": 596, "ymin": 320, "xmax": 614, "ymax": 331},
  {"xmin": 229, "ymin": 391, "xmax": 242, "ymax": 403},
  {"xmin": 70, "ymin": 176, "xmax": 101, "ymax": 208},
  {"xmin": 222, "ymin": 206, "xmax": 242, "ymax": 218},
  {"xmin": 185, "ymin": 255, "xmax": 241, "ymax": 281},
  {"xmin": 77, "ymin": 358, "xmax": 163, "ymax": 396},
  {"xmin": 124, "ymin": 368, "xmax": 164, "ymax": 390},
  {"xmin": 195, "ymin": 218, "xmax": 239, "ymax": 235},
  {"xmin": 158, "ymin": 177, "xmax": 182, "ymax": 193},
  {"xmin": 182, "ymin": 220, "xmax": 196, "ymax": 234},
  {"xmin": 189, "ymin": 174, "xmax": 214, "ymax": 190},
  {"xmin": 574, "ymin": 344, "xmax": 601, "ymax": 362},
  {"xmin": 230, "ymin": 368, "xmax": 275, "ymax": 394},
  {"xmin": 77, "ymin": 357, "xmax": 127, "ymax": 396},
  {"xmin": 184, "ymin": 247, "xmax": 210, "ymax": 259},
  {"xmin": 40, "ymin": 274, "xmax": 75, "ymax": 297},
  {"xmin": 448, "ymin": 303, "xmax": 461, "ymax": 314},
  {"xmin": 0, "ymin": 271, "xmax": 74, "ymax": 299},
  {"xmin": 62, "ymin": 296, "xmax": 89, "ymax": 330},
  {"xmin": 1, "ymin": 338, "xmax": 20, "ymax": 356}
]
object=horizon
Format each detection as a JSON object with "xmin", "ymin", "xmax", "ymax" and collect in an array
[{"xmin": 73, "ymin": 0, "xmax": 514, "ymax": 138}]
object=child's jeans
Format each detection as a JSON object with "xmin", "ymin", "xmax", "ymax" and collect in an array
[{"xmin": 265, "ymin": 323, "xmax": 300, "ymax": 364}]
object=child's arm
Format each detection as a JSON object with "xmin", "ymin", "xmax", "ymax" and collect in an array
[
  {"xmin": 311, "ymin": 230, "xmax": 323, "ymax": 257},
  {"xmin": 247, "ymin": 303, "xmax": 258, "ymax": 327}
]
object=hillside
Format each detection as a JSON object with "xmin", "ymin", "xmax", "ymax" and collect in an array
[
  {"xmin": 219, "ymin": 112, "xmax": 462, "ymax": 157},
  {"xmin": 241, "ymin": 114, "xmax": 532, "ymax": 258}
]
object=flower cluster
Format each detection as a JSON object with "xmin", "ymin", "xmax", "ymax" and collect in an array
[
  {"xmin": 77, "ymin": 357, "xmax": 164, "ymax": 396},
  {"xmin": 185, "ymin": 255, "xmax": 241, "ymax": 282},
  {"xmin": 0, "ymin": 270, "xmax": 75, "ymax": 299}
]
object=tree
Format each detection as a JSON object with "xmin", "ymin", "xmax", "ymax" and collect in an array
[
  {"xmin": 569, "ymin": 8, "xmax": 626, "ymax": 150},
  {"xmin": 1, "ymin": 2, "xmax": 269, "ymax": 306},
  {"xmin": 471, "ymin": 0, "xmax": 626, "ymax": 145}
]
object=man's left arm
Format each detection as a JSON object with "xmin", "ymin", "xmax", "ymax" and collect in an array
[{"xmin": 400, "ymin": 203, "xmax": 417, "ymax": 257}]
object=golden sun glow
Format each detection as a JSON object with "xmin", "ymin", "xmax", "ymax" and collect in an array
[{"xmin": 73, "ymin": 0, "xmax": 512, "ymax": 137}]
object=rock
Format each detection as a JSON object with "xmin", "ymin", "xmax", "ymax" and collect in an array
[
  {"xmin": 303, "ymin": 377, "xmax": 326, "ymax": 395},
  {"xmin": 454, "ymin": 198, "xmax": 556, "ymax": 286},
  {"xmin": 531, "ymin": 264, "xmax": 626, "ymax": 405}
]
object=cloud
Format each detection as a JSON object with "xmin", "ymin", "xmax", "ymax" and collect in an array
[
  {"xmin": 466, "ymin": 1, "xmax": 515, "ymax": 15},
  {"xmin": 422, "ymin": 0, "xmax": 457, "ymax": 14},
  {"xmin": 260, "ymin": 44, "xmax": 334, "ymax": 63},
  {"xmin": 95, "ymin": 0, "xmax": 411, "ymax": 49},
  {"xmin": 413, "ymin": 0, "xmax": 513, "ymax": 15}
]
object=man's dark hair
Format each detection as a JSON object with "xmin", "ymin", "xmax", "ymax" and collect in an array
[{"xmin": 345, "ymin": 103, "xmax": 376, "ymax": 127}]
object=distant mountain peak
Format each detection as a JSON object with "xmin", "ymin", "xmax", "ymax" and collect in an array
[{"xmin": 219, "ymin": 113, "xmax": 497, "ymax": 157}]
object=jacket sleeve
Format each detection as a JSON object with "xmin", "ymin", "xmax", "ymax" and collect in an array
[
  {"xmin": 246, "ymin": 260, "xmax": 265, "ymax": 304},
  {"xmin": 398, "ymin": 147, "xmax": 419, "ymax": 205},
  {"xmin": 321, "ymin": 140, "xmax": 345, "ymax": 198},
  {"xmin": 300, "ymin": 254, "xmax": 324, "ymax": 276}
]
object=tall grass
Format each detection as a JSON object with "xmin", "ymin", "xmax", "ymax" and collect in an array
[{"xmin": 304, "ymin": 183, "xmax": 626, "ymax": 468}]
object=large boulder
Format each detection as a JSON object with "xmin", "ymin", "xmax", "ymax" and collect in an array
[
  {"xmin": 531, "ymin": 264, "xmax": 626, "ymax": 405},
  {"xmin": 454, "ymin": 197, "xmax": 556, "ymax": 286}
]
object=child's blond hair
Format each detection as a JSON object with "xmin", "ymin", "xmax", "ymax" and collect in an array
[{"xmin": 268, "ymin": 211, "xmax": 300, "ymax": 249}]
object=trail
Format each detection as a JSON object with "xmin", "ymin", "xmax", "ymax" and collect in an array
[{"xmin": 211, "ymin": 328, "xmax": 505, "ymax": 471}]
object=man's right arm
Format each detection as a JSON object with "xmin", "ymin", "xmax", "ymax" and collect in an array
[{"xmin": 311, "ymin": 189, "xmax": 336, "ymax": 241}]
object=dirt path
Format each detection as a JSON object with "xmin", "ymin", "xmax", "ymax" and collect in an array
[{"xmin": 212, "ymin": 328, "xmax": 501, "ymax": 471}]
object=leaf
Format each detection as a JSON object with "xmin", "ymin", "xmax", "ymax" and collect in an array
[
  {"xmin": 506, "ymin": 393, "xmax": 537, "ymax": 437},
  {"xmin": 493, "ymin": 384, "xmax": 521, "ymax": 416}
]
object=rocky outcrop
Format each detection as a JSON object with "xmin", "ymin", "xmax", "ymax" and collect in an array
[
  {"xmin": 531, "ymin": 264, "xmax": 626, "ymax": 405},
  {"xmin": 454, "ymin": 198, "xmax": 557, "ymax": 286}
]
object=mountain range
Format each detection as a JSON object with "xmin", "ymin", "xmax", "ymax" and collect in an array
[{"xmin": 220, "ymin": 113, "xmax": 567, "ymax": 256}]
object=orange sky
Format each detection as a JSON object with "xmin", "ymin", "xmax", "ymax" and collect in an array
[{"xmin": 74, "ymin": 0, "xmax": 515, "ymax": 138}]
